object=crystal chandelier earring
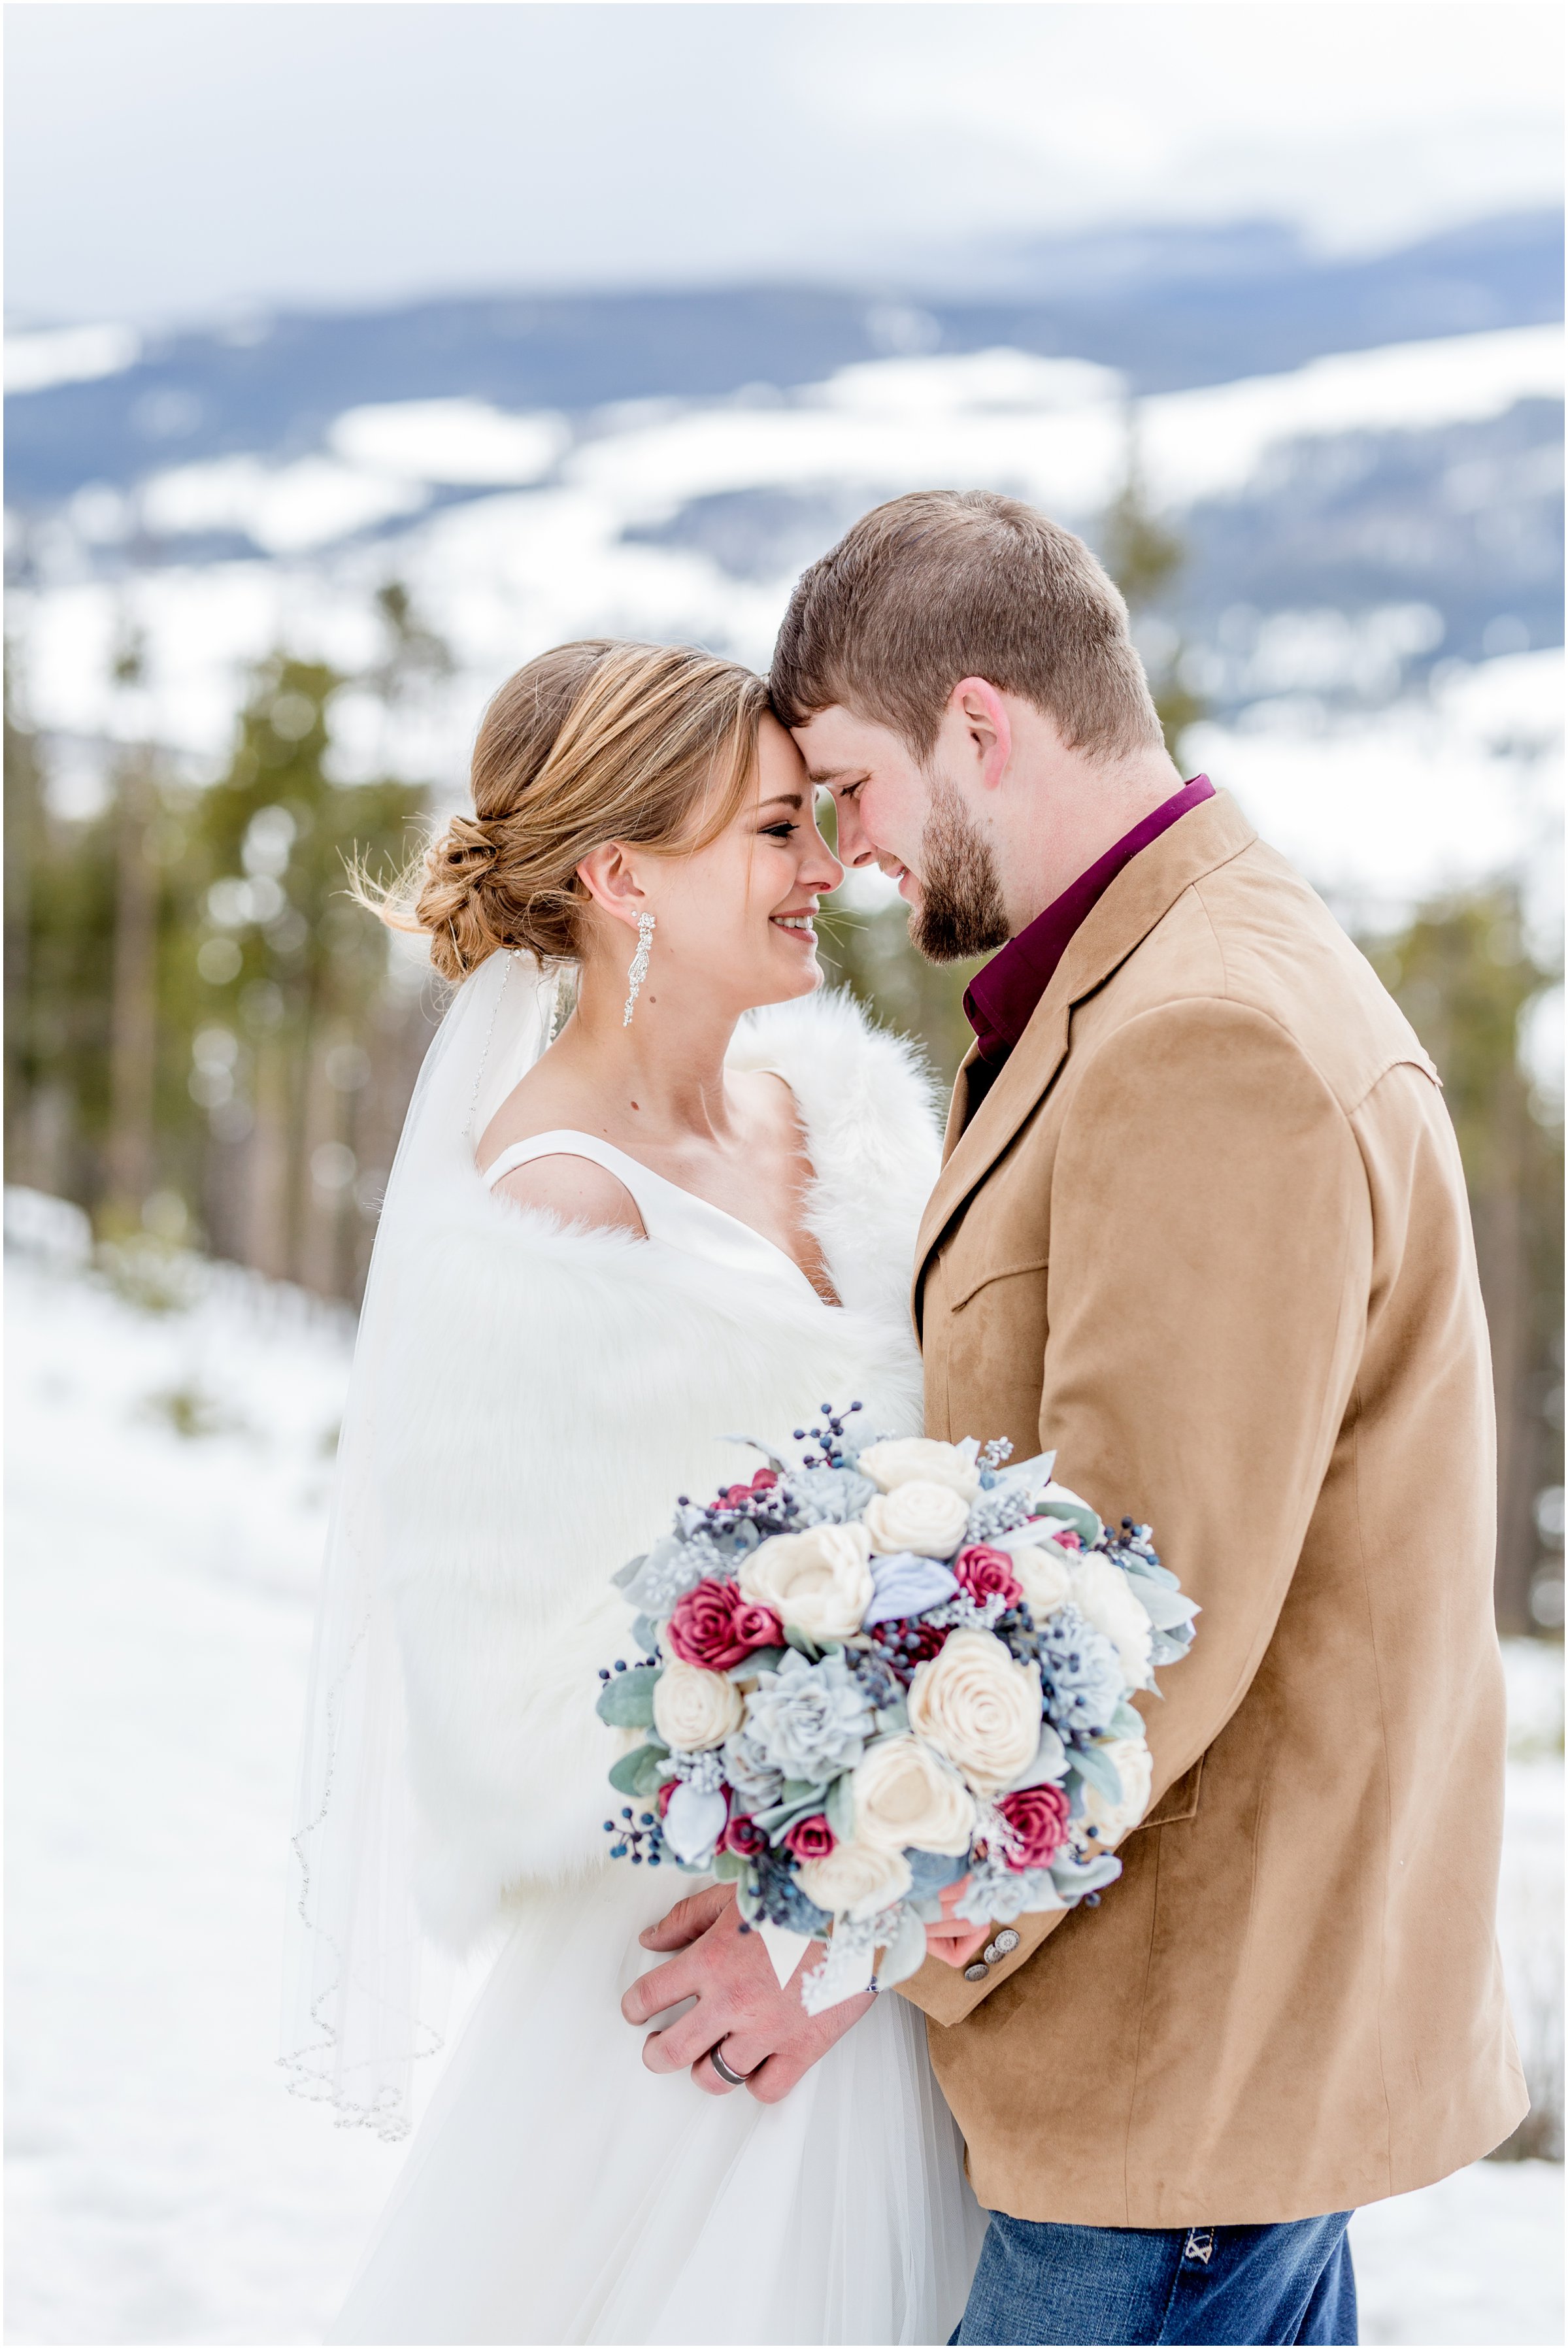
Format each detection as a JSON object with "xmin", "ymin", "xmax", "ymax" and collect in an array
[{"xmin": 622, "ymin": 910, "xmax": 656, "ymax": 1026}]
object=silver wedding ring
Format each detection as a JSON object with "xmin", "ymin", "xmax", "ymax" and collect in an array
[{"xmin": 709, "ymin": 2042, "xmax": 750, "ymax": 2087}]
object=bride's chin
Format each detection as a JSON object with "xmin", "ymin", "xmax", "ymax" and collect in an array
[{"xmin": 750, "ymin": 958, "xmax": 824, "ymax": 1009}]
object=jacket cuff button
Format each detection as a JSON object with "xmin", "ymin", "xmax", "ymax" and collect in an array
[
  {"xmin": 963, "ymin": 1961, "xmax": 990, "ymax": 1982},
  {"xmin": 993, "ymin": 1929, "xmax": 1020, "ymax": 1955}
]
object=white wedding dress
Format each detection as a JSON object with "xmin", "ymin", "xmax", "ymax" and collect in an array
[{"xmin": 286, "ymin": 954, "xmax": 985, "ymax": 2347}]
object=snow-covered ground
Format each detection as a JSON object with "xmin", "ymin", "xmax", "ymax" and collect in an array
[{"xmin": 4, "ymin": 1197, "xmax": 1563, "ymax": 2345}]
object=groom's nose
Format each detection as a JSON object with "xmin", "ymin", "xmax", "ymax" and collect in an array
[{"xmin": 833, "ymin": 793, "xmax": 878, "ymax": 869}]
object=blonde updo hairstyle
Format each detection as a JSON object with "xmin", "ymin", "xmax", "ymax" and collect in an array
[{"xmin": 377, "ymin": 640, "xmax": 771, "ymax": 982}]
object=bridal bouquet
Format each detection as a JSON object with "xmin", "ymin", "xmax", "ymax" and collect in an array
[{"xmin": 597, "ymin": 1407, "xmax": 1197, "ymax": 2012}]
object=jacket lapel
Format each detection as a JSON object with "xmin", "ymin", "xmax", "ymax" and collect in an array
[{"xmin": 913, "ymin": 791, "xmax": 1258, "ymax": 1313}]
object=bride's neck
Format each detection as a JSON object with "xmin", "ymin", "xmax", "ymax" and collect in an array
[{"xmin": 557, "ymin": 961, "xmax": 742, "ymax": 1142}]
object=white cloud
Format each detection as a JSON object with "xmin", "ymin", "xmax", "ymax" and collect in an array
[{"xmin": 4, "ymin": 3, "xmax": 1560, "ymax": 324}]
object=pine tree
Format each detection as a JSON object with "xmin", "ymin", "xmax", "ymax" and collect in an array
[{"xmin": 1364, "ymin": 888, "xmax": 1564, "ymax": 1634}]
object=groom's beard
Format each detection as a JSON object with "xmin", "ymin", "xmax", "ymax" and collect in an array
[{"xmin": 909, "ymin": 779, "xmax": 1012, "ymax": 964}]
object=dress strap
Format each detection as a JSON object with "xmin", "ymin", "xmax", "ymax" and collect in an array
[{"xmin": 482, "ymin": 1131, "xmax": 650, "ymax": 1208}]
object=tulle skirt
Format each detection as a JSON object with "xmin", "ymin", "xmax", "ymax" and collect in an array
[{"xmin": 329, "ymin": 1859, "xmax": 986, "ymax": 2344}]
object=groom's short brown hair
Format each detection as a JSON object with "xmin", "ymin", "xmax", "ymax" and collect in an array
[{"xmin": 770, "ymin": 490, "xmax": 1163, "ymax": 763}]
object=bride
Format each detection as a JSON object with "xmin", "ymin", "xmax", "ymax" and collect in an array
[{"xmin": 282, "ymin": 639, "xmax": 986, "ymax": 2344}]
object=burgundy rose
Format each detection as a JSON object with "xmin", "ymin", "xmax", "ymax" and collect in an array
[
  {"xmin": 667, "ymin": 1578, "xmax": 784, "ymax": 1671},
  {"xmin": 954, "ymin": 1544, "xmax": 1024, "ymax": 1608},
  {"xmin": 722, "ymin": 1813, "xmax": 766, "ymax": 1858},
  {"xmin": 718, "ymin": 1468, "xmax": 780, "ymax": 1508},
  {"xmin": 995, "ymin": 1783, "xmax": 1071, "ymax": 1871},
  {"xmin": 784, "ymin": 1813, "xmax": 837, "ymax": 1861}
]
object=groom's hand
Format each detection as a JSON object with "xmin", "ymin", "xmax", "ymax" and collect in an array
[{"xmin": 620, "ymin": 1882, "xmax": 875, "ymax": 2101}]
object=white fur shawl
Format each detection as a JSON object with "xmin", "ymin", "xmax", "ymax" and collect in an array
[{"xmin": 376, "ymin": 991, "xmax": 941, "ymax": 1950}]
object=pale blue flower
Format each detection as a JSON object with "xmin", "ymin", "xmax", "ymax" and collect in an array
[
  {"xmin": 782, "ymin": 1466, "xmax": 875, "ymax": 1526},
  {"xmin": 720, "ymin": 1725, "xmax": 784, "ymax": 1814},
  {"xmin": 744, "ymin": 1649, "xmax": 875, "ymax": 1780},
  {"xmin": 1037, "ymin": 1602, "xmax": 1123, "ymax": 1741}
]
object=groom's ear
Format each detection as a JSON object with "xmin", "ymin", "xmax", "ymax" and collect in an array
[{"xmin": 946, "ymin": 678, "xmax": 1012, "ymax": 791}]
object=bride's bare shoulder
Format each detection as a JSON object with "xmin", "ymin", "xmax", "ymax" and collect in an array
[{"xmin": 489, "ymin": 1151, "xmax": 646, "ymax": 1239}]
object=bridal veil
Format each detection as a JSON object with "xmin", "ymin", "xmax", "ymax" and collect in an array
[{"xmin": 280, "ymin": 950, "xmax": 560, "ymax": 2137}]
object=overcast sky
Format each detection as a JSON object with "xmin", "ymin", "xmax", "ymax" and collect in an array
[{"xmin": 5, "ymin": 1, "xmax": 1563, "ymax": 326}]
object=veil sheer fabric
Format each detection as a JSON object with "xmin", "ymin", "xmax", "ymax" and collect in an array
[{"xmin": 280, "ymin": 950, "xmax": 561, "ymax": 2137}]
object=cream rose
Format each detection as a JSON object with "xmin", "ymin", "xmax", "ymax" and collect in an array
[
  {"xmin": 862, "ymin": 1480, "xmax": 971, "ymax": 1561},
  {"xmin": 907, "ymin": 1629, "xmax": 1042, "ymax": 1799},
  {"xmin": 1071, "ymin": 1555, "xmax": 1154, "ymax": 1684},
  {"xmin": 858, "ymin": 1437, "xmax": 980, "ymax": 1503},
  {"xmin": 795, "ymin": 1836, "xmax": 914, "ymax": 1923},
  {"xmin": 1003, "ymin": 1540, "xmax": 1075, "ymax": 1618},
  {"xmin": 739, "ymin": 1523, "xmax": 874, "ymax": 1641},
  {"xmin": 850, "ymin": 1733, "xmax": 976, "ymax": 1856},
  {"xmin": 651, "ymin": 1658, "xmax": 743, "ymax": 1752},
  {"xmin": 1076, "ymin": 1736, "xmax": 1154, "ymax": 1850}
]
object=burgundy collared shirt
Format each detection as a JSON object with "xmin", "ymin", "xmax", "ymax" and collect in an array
[{"xmin": 963, "ymin": 776, "xmax": 1215, "ymax": 1086}]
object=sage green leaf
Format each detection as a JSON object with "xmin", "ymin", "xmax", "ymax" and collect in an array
[
  {"xmin": 784, "ymin": 1625, "xmax": 822, "ymax": 1659},
  {"xmin": 711, "ymin": 1847, "xmax": 746, "ymax": 1881},
  {"xmin": 609, "ymin": 1742, "xmax": 663, "ymax": 1796},
  {"xmin": 728, "ymin": 1647, "xmax": 787, "ymax": 1680},
  {"xmin": 1109, "ymin": 1702, "xmax": 1146, "ymax": 1741},
  {"xmin": 595, "ymin": 1663, "xmax": 663, "ymax": 1728},
  {"xmin": 826, "ymin": 1774, "xmax": 856, "ymax": 1842},
  {"xmin": 1031, "ymin": 1480, "xmax": 1101, "ymax": 1545}
]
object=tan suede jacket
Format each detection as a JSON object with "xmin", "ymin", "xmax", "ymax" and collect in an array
[{"xmin": 897, "ymin": 790, "xmax": 1527, "ymax": 2226}]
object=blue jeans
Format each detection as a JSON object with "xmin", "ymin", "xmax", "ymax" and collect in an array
[{"xmin": 956, "ymin": 2210, "xmax": 1356, "ymax": 2345}]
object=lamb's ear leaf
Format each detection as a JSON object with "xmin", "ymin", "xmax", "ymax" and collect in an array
[
  {"xmin": 784, "ymin": 1625, "xmax": 822, "ymax": 1659},
  {"xmin": 1050, "ymin": 1849, "xmax": 1123, "ymax": 1901},
  {"xmin": 826, "ymin": 1774, "xmax": 856, "ymax": 1841},
  {"xmin": 609, "ymin": 1742, "xmax": 664, "ymax": 1795},
  {"xmin": 1070, "ymin": 1741, "xmax": 1124, "ymax": 1803},
  {"xmin": 1109, "ymin": 1701, "xmax": 1146, "ymax": 1741},
  {"xmin": 710, "ymin": 1847, "xmax": 747, "ymax": 1881},
  {"xmin": 1120, "ymin": 1552, "xmax": 1180, "ymax": 1589},
  {"xmin": 611, "ymin": 1552, "xmax": 646, "ymax": 1591},
  {"xmin": 1130, "ymin": 1580, "xmax": 1199, "ymax": 1630},
  {"xmin": 595, "ymin": 1663, "xmax": 663, "ymax": 1728},
  {"xmin": 720, "ymin": 1435, "xmax": 788, "ymax": 1476}
]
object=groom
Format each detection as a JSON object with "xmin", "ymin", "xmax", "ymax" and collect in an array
[{"xmin": 626, "ymin": 490, "xmax": 1527, "ymax": 2344}]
